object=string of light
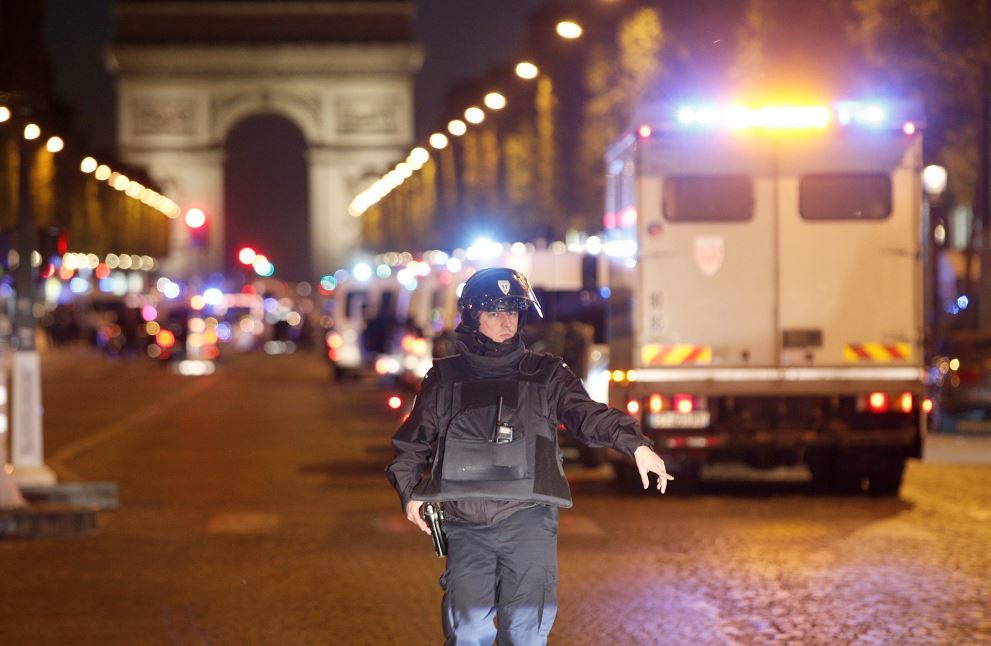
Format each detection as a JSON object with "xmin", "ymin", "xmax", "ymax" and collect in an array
[
  {"xmin": 0, "ymin": 105, "xmax": 182, "ymax": 219},
  {"xmin": 347, "ymin": 19, "xmax": 584, "ymax": 218}
]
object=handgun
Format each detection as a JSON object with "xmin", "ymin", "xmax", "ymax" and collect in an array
[{"xmin": 423, "ymin": 502, "xmax": 447, "ymax": 558}]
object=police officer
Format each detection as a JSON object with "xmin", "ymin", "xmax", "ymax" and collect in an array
[{"xmin": 386, "ymin": 267, "xmax": 672, "ymax": 645}]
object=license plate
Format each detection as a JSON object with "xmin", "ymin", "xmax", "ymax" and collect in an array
[{"xmin": 649, "ymin": 411, "xmax": 711, "ymax": 429}]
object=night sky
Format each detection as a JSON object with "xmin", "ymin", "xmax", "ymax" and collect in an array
[
  {"xmin": 40, "ymin": 0, "xmax": 547, "ymax": 278},
  {"xmin": 42, "ymin": 0, "xmax": 546, "ymax": 150}
]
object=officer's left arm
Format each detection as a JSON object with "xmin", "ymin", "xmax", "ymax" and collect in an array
[
  {"xmin": 551, "ymin": 363, "xmax": 673, "ymax": 492},
  {"xmin": 551, "ymin": 362, "xmax": 650, "ymax": 455}
]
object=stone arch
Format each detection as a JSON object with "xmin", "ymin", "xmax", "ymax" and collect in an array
[{"xmin": 108, "ymin": 1, "xmax": 423, "ymax": 278}]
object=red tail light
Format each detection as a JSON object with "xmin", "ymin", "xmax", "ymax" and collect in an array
[
  {"xmin": 674, "ymin": 393, "xmax": 694, "ymax": 414},
  {"xmin": 626, "ymin": 400, "xmax": 641, "ymax": 415},
  {"xmin": 388, "ymin": 396, "xmax": 402, "ymax": 410},
  {"xmin": 898, "ymin": 392, "xmax": 913, "ymax": 414},
  {"xmin": 922, "ymin": 398, "xmax": 934, "ymax": 414},
  {"xmin": 868, "ymin": 392, "xmax": 889, "ymax": 413}
]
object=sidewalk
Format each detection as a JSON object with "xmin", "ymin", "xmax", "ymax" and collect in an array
[{"xmin": 924, "ymin": 433, "xmax": 991, "ymax": 465}]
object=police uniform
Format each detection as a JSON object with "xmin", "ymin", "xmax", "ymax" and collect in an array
[{"xmin": 386, "ymin": 268, "xmax": 652, "ymax": 646}]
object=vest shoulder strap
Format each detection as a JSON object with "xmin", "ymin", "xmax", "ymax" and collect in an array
[
  {"xmin": 432, "ymin": 355, "xmax": 472, "ymax": 383},
  {"xmin": 519, "ymin": 351, "xmax": 561, "ymax": 383}
]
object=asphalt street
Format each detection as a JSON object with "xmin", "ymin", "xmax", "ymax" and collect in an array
[{"xmin": 1, "ymin": 347, "xmax": 989, "ymax": 645}]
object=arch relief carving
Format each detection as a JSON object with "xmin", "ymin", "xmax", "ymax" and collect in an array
[{"xmin": 211, "ymin": 88, "xmax": 322, "ymax": 144}]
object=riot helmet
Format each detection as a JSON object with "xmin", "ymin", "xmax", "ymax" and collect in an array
[{"xmin": 457, "ymin": 267, "xmax": 543, "ymax": 328}]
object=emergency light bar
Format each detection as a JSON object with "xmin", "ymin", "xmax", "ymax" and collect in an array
[{"xmin": 637, "ymin": 99, "xmax": 924, "ymax": 134}]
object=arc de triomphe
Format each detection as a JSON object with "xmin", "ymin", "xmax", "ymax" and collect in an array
[{"xmin": 107, "ymin": 0, "xmax": 422, "ymax": 279}]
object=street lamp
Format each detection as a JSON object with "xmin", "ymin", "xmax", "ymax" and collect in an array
[
  {"xmin": 464, "ymin": 107, "xmax": 485, "ymax": 124},
  {"xmin": 923, "ymin": 164, "xmax": 948, "ymax": 348},
  {"xmin": 429, "ymin": 132, "xmax": 448, "ymax": 150},
  {"xmin": 556, "ymin": 20, "xmax": 583, "ymax": 39},
  {"xmin": 45, "ymin": 136, "xmax": 63, "ymax": 153},
  {"xmin": 484, "ymin": 92, "xmax": 507, "ymax": 110},
  {"xmin": 515, "ymin": 61, "xmax": 539, "ymax": 80}
]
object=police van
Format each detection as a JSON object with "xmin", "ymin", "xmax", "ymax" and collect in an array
[{"xmin": 603, "ymin": 100, "xmax": 929, "ymax": 493}]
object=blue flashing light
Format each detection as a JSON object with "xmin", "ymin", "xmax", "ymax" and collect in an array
[
  {"xmin": 352, "ymin": 262, "xmax": 372, "ymax": 282},
  {"xmin": 69, "ymin": 276, "xmax": 90, "ymax": 294},
  {"xmin": 599, "ymin": 286, "xmax": 612, "ymax": 299},
  {"xmin": 957, "ymin": 295, "xmax": 969, "ymax": 310}
]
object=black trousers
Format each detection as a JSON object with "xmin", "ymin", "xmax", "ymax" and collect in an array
[{"xmin": 440, "ymin": 505, "xmax": 559, "ymax": 646}]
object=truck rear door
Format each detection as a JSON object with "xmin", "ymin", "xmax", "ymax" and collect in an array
[
  {"xmin": 775, "ymin": 132, "xmax": 922, "ymax": 367},
  {"xmin": 637, "ymin": 134, "xmax": 778, "ymax": 367}
]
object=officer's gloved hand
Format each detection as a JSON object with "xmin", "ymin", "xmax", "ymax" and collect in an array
[
  {"xmin": 405, "ymin": 500, "xmax": 432, "ymax": 534},
  {"xmin": 634, "ymin": 446, "xmax": 675, "ymax": 493}
]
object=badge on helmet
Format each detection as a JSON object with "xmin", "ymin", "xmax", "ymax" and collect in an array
[{"xmin": 457, "ymin": 267, "xmax": 543, "ymax": 328}]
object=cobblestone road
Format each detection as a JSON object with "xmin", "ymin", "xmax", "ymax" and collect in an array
[{"xmin": 1, "ymin": 348, "xmax": 988, "ymax": 645}]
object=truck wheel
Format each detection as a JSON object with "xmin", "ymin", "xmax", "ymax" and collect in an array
[{"xmin": 867, "ymin": 458, "xmax": 906, "ymax": 496}]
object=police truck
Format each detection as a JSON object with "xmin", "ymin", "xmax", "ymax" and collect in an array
[{"xmin": 603, "ymin": 99, "xmax": 930, "ymax": 494}]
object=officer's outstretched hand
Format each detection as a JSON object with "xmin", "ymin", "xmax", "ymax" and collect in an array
[
  {"xmin": 405, "ymin": 500, "xmax": 432, "ymax": 535},
  {"xmin": 634, "ymin": 445, "xmax": 674, "ymax": 493}
]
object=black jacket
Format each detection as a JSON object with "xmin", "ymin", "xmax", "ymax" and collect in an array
[{"xmin": 385, "ymin": 339, "xmax": 652, "ymax": 522}]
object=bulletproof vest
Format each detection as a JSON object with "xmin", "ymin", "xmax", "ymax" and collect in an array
[{"xmin": 412, "ymin": 351, "xmax": 573, "ymax": 508}]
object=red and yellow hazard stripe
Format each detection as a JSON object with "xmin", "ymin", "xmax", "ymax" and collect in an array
[
  {"xmin": 641, "ymin": 344, "xmax": 712, "ymax": 366},
  {"xmin": 843, "ymin": 342, "xmax": 912, "ymax": 362}
]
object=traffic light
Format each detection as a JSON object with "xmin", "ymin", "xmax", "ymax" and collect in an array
[{"xmin": 184, "ymin": 208, "xmax": 208, "ymax": 247}]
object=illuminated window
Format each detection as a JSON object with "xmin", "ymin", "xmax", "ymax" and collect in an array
[
  {"xmin": 799, "ymin": 173, "xmax": 891, "ymax": 220},
  {"xmin": 662, "ymin": 175, "xmax": 754, "ymax": 222}
]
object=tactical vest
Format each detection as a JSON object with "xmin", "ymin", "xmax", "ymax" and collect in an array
[{"xmin": 412, "ymin": 351, "xmax": 573, "ymax": 508}]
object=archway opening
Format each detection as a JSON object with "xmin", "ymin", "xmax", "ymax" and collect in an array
[{"xmin": 224, "ymin": 113, "xmax": 310, "ymax": 281}]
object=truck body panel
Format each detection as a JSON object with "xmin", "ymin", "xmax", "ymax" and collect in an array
[{"xmin": 604, "ymin": 100, "xmax": 928, "ymax": 493}]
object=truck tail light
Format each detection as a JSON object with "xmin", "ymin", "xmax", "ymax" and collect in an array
[
  {"xmin": 627, "ymin": 399, "xmax": 641, "ymax": 415},
  {"xmin": 898, "ymin": 392, "xmax": 913, "ymax": 414},
  {"xmin": 648, "ymin": 394, "xmax": 664, "ymax": 413},
  {"xmin": 673, "ymin": 393, "xmax": 694, "ymax": 414},
  {"xmin": 868, "ymin": 392, "xmax": 889, "ymax": 413}
]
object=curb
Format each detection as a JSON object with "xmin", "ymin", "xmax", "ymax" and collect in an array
[{"xmin": 0, "ymin": 503, "xmax": 100, "ymax": 539}]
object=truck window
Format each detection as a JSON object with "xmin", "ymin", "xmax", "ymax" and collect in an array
[
  {"xmin": 662, "ymin": 175, "xmax": 753, "ymax": 222},
  {"xmin": 799, "ymin": 173, "xmax": 891, "ymax": 220}
]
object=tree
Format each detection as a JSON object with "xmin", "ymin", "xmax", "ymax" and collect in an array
[{"xmin": 850, "ymin": 0, "xmax": 991, "ymax": 329}]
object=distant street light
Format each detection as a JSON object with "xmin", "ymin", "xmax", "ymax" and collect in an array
[
  {"xmin": 0, "ymin": 106, "xmax": 10, "ymax": 122},
  {"xmin": 80, "ymin": 156, "xmax": 97, "ymax": 173},
  {"xmin": 922, "ymin": 164, "xmax": 948, "ymax": 197},
  {"xmin": 556, "ymin": 20, "xmax": 583, "ymax": 39},
  {"xmin": 448, "ymin": 119, "xmax": 467, "ymax": 136},
  {"xmin": 429, "ymin": 132, "xmax": 448, "ymax": 149},
  {"xmin": 484, "ymin": 92, "xmax": 507, "ymax": 110},
  {"xmin": 464, "ymin": 107, "xmax": 485, "ymax": 124},
  {"xmin": 45, "ymin": 136, "xmax": 63, "ymax": 153},
  {"xmin": 23, "ymin": 123, "xmax": 40, "ymax": 140},
  {"xmin": 515, "ymin": 61, "xmax": 539, "ymax": 80}
]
